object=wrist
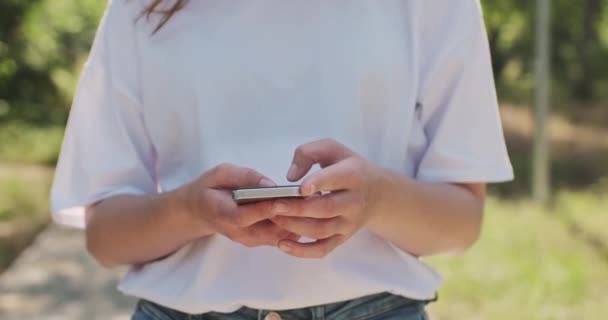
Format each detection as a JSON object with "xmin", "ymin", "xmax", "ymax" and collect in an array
[
  {"xmin": 166, "ymin": 185, "xmax": 215, "ymax": 239},
  {"xmin": 365, "ymin": 167, "xmax": 409, "ymax": 230}
]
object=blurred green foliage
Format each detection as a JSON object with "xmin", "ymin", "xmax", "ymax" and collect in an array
[
  {"xmin": 0, "ymin": 0, "xmax": 104, "ymax": 126},
  {"xmin": 483, "ymin": 0, "xmax": 608, "ymax": 104}
]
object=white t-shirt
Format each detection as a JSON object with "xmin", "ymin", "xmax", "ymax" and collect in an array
[{"xmin": 51, "ymin": 0, "xmax": 513, "ymax": 314}]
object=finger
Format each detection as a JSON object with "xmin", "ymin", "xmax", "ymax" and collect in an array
[
  {"xmin": 268, "ymin": 220, "xmax": 302, "ymax": 242},
  {"xmin": 287, "ymin": 139, "xmax": 354, "ymax": 182},
  {"xmin": 277, "ymin": 235, "xmax": 344, "ymax": 259},
  {"xmin": 285, "ymin": 232, "xmax": 302, "ymax": 242},
  {"xmin": 215, "ymin": 192, "xmax": 276, "ymax": 227},
  {"xmin": 207, "ymin": 163, "xmax": 274, "ymax": 189},
  {"xmin": 247, "ymin": 220, "xmax": 300, "ymax": 246},
  {"xmin": 300, "ymin": 157, "xmax": 364, "ymax": 196},
  {"xmin": 271, "ymin": 216, "xmax": 345, "ymax": 240},
  {"xmin": 229, "ymin": 200, "xmax": 276, "ymax": 227},
  {"xmin": 272, "ymin": 190, "xmax": 357, "ymax": 218},
  {"xmin": 227, "ymin": 220, "xmax": 280, "ymax": 247}
]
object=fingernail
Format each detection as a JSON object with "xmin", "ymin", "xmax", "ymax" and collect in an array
[
  {"xmin": 272, "ymin": 200, "xmax": 290, "ymax": 213},
  {"xmin": 279, "ymin": 242, "xmax": 292, "ymax": 253},
  {"xmin": 259, "ymin": 178, "xmax": 276, "ymax": 187},
  {"xmin": 287, "ymin": 164, "xmax": 297, "ymax": 180}
]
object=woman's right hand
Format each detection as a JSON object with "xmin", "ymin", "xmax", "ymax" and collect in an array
[{"xmin": 174, "ymin": 163, "xmax": 300, "ymax": 248}]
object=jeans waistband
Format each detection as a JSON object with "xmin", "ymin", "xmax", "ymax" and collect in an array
[{"xmin": 135, "ymin": 292, "xmax": 437, "ymax": 320}]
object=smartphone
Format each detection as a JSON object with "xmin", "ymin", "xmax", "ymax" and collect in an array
[{"xmin": 232, "ymin": 185, "xmax": 303, "ymax": 205}]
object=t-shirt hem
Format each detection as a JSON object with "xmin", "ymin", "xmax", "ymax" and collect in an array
[
  {"xmin": 416, "ymin": 167, "xmax": 514, "ymax": 183},
  {"xmin": 51, "ymin": 207, "xmax": 87, "ymax": 229},
  {"xmin": 51, "ymin": 187, "xmax": 151, "ymax": 229},
  {"xmin": 117, "ymin": 284, "xmax": 441, "ymax": 315}
]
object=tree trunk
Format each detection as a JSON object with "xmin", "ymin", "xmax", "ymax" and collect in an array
[{"xmin": 533, "ymin": 0, "xmax": 551, "ymax": 204}]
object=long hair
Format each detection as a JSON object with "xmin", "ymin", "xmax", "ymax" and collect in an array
[{"xmin": 142, "ymin": 0, "xmax": 189, "ymax": 33}]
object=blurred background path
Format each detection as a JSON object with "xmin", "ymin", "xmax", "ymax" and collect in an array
[{"xmin": 0, "ymin": 225, "xmax": 135, "ymax": 320}]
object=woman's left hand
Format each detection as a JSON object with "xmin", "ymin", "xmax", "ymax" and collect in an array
[{"xmin": 270, "ymin": 138, "xmax": 386, "ymax": 258}]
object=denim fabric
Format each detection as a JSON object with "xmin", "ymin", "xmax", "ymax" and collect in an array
[{"xmin": 132, "ymin": 292, "xmax": 435, "ymax": 320}]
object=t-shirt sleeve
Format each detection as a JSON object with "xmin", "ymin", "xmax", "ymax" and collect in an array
[
  {"xmin": 414, "ymin": 0, "xmax": 513, "ymax": 183},
  {"xmin": 50, "ymin": 0, "xmax": 157, "ymax": 229}
]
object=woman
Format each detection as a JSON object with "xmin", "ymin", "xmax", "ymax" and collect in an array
[{"xmin": 51, "ymin": 0, "xmax": 513, "ymax": 319}]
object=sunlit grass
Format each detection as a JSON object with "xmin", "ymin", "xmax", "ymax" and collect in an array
[
  {"xmin": 0, "ymin": 163, "xmax": 53, "ymax": 270},
  {"xmin": 0, "ymin": 165, "xmax": 52, "ymax": 220},
  {"xmin": 426, "ymin": 190, "xmax": 608, "ymax": 320},
  {"xmin": 0, "ymin": 121, "xmax": 64, "ymax": 165}
]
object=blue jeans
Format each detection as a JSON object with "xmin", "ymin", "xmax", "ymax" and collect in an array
[{"xmin": 132, "ymin": 292, "xmax": 434, "ymax": 320}]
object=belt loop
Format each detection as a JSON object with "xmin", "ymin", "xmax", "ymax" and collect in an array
[
  {"xmin": 312, "ymin": 306, "xmax": 324, "ymax": 320},
  {"xmin": 257, "ymin": 309, "xmax": 263, "ymax": 320},
  {"xmin": 425, "ymin": 292, "xmax": 439, "ymax": 305}
]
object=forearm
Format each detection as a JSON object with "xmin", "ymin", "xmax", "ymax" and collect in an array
[
  {"xmin": 366, "ymin": 168, "xmax": 485, "ymax": 257},
  {"xmin": 85, "ymin": 190, "xmax": 212, "ymax": 268}
]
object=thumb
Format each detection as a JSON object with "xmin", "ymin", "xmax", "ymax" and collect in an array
[{"xmin": 257, "ymin": 177, "xmax": 277, "ymax": 187}]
